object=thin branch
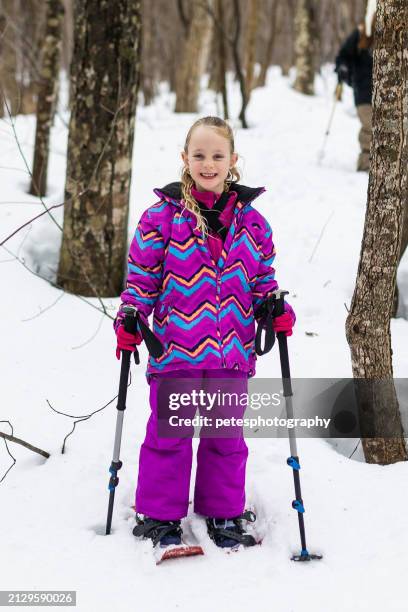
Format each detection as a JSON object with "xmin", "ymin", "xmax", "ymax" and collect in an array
[
  {"xmin": 0, "ymin": 243, "xmax": 115, "ymax": 320},
  {"xmin": 0, "ymin": 431, "xmax": 50, "ymax": 459},
  {"xmin": 71, "ymin": 312, "xmax": 104, "ymax": 349},
  {"xmin": 22, "ymin": 292, "xmax": 65, "ymax": 322},
  {"xmin": 1, "ymin": 91, "xmax": 63, "ymax": 232},
  {"xmin": 349, "ymin": 439, "xmax": 361, "ymax": 459},
  {"xmin": 0, "ymin": 89, "xmax": 123, "ymax": 318},
  {"xmin": 1, "ymin": 60, "xmax": 134, "ymax": 320},
  {"xmin": 308, "ymin": 210, "xmax": 335, "ymax": 263},
  {"xmin": 0, "ymin": 421, "xmax": 16, "ymax": 484},
  {"xmin": 0, "ymin": 201, "xmax": 65, "ymax": 247},
  {"xmin": 46, "ymin": 371, "xmax": 132, "ymax": 453}
]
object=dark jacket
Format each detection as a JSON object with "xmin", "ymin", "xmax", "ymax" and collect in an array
[{"xmin": 335, "ymin": 28, "xmax": 373, "ymax": 106}]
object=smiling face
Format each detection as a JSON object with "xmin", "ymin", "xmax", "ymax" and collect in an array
[{"xmin": 181, "ymin": 125, "xmax": 238, "ymax": 194}]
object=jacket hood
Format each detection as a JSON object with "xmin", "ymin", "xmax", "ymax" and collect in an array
[{"xmin": 153, "ymin": 181, "xmax": 265, "ymax": 206}]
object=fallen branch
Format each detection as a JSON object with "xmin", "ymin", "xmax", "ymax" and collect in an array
[{"xmin": 0, "ymin": 431, "xmax": 50, "ymax": 459}]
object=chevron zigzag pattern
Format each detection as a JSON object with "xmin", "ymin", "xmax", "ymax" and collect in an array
[{"xmin": 117, "ymin": 183, "xmax": 281, "ymax": 378}]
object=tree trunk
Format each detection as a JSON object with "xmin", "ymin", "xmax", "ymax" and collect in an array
[
  {"xmin": 174, "ymin": 0, "xmax": 213, "ymax": 113},
  {"xmin": 217, "ymin": 0, "xmax": 229, "ymax": 120},
  {"xmin": 207, "ymin": 0, "xmax": 229, "ymax": 119},
  {"xmin": 244, "ymin": 0, "xmax": 259, "ymax": 96},
  {"xmin": 228, "ymin": 0, "xmax": 249, "ymax": 128},
  {"xmin": 278, "ymin": 0, "xmax": 296, "ymax": 76},
  {"xmin": 0, "ymin": 3, "xmax": 20, "ymax": 116},
  {"xmin": 19, "ymin": 0, "xmax": 46, "ymax": 115},
  {"xmin": 30, "ymin": 0, "xmax": 64, "ymax": 197},
  {"xmin": 257, "ymin": 0, "xmax": 278, "ymax": 87},
  {"xmin": 345, "ymin": 0, "xmax": 408, "ymax": 465},
  {"xmin": 57, "ymin": 0, "xmax": 142, "ymax": 297},
  {"xmin": 293, "ymin": 0, "xmax": 316, "ymax": 95},
  {"xmin": 140, "ymin": 0, "xmax": 154, "ymax": 105},
  {"xmin": 61, "ymin": 0, "xmax": 73, "ymax": 75},
  {"xmin": 208, "ymin": 23, "xmax": 220, "ymax": 92}
]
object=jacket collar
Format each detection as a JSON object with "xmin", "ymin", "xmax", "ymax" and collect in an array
[{"xmin": 153, "ymin": 181, "xmax": 265, "ymax": 207}]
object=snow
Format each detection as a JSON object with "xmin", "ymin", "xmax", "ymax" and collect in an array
[{"xmin": 1, "ymin": 66, "xmax": 408, "ymax": 611}]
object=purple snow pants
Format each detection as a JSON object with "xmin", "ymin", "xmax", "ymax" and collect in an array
[{"xmin": 135, "ymin": 369, "xmax": 249, "ymax": 520}]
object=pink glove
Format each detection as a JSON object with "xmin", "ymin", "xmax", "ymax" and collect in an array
[
  {"xmin": 272, "ymin": 303, "xmax": 296, "ymax": 337},
  {"xmin": 115, "ymin": 324, "xmax": 142, "ymax": 360}
]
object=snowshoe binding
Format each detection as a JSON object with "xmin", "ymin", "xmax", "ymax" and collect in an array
[
  {"xmin": 133, "ymin": 514, "xmax": 204, "ymax": 564},
  {"xmin": 206, "ymin": 510, "xmax": 258, "ymax": 551}
]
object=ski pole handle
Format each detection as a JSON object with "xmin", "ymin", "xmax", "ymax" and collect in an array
[
  {"xmin": 255, "ymin": 289, "xmax": 290, "ymax": 356},
  {"xmin": 273, "ymin": 289, "xmax": 289, "ymax": 318},
  {"xmin": 123, "ymin": 305, "xmax": 139, "ymax": 334},
  {"xmin": 122, "ymin": 305, "xmax": 164, "ymax": 360},
  {"xmin": 121, "ymin": 305, "xmax": 140, "ymax": 365}
]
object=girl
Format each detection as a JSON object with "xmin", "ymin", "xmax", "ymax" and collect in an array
[{"xmin": 114, "ymin": 116, "xmax": 295, "ymax": 554}]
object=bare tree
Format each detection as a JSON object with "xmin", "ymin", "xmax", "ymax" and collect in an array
[
  {"xmin": 244, "ymin": 0, "xmax": 259, "ymax": 96},
  {"xmin": 0, "ymin": 0, "xmax": 46, "ymax": 116},
  {"xmin": 345, "ymin": 0, "xmax": 408, "ymax": 465},
  {"xmin": 0, "ymin": 3, "xmax": 19, "ymax": 115},
  {"xmin": 57, "ymin": 0, "xmax": 142, "ymax": 297},
  {"xmin": 207, "ymin": 0, "xmax": 229, "ymax": 119},
  {"xmin": 275, "ymin": 0, "xmax": 296, "ymax": 76},
  {"xmin": 230, "ymin": 0, "xmax": 249, "ymax": 127},
  {"xmin": 293, "ymin": 0, "xmax": 317, "ymax": 95},
  {"xmin": 30, "ymin": 0, "xmax": 64, "ymax": 197},
  {"xmin": 61, "ymin": 0, "xmax": 73, "ymax": 74},
  {"xmin": 257, "ymin": 0, "xmax": 279, "ymax": 87},
  {"xmin": 175, "ymin": 0, "xmax": 213, "ymax": 113},
  {"xmin": 19, "ymin": 0, "xmax": 45, "ymax": 114},
  {"xmin": 140, "ymin": 0, "xmax": 158, "ymax": 105}
]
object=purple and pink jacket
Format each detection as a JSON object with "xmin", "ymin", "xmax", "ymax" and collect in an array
[{"xmin": 115, "ymin": 182, "xmax": 294, "ymax": 379}]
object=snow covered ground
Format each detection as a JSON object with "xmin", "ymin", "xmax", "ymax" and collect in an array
[{"xmin": 1, "ymin": 67, "xmax": 408, "ymax": 611}]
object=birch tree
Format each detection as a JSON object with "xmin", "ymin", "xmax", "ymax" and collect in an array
[
  {"xmin": 345, "ymin": 0, "xmax": 408, "ymax": 465},
  {"xmin": 293, "ymin": 0, "xmax": 316, "ymax": 95},
  {"xmin": 57, "ymin": 0, "xmax": 142, "ymax": 297}
]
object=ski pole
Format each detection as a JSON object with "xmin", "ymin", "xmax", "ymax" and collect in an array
[
  {"xmin": 105, "ymin": 305, "xmax": 139, "ymax": 535},
  {"xmin": 317, "ymin": 82, "xmax": 343, "ymax": 165},
  {"xmin": 272, "ymin": 290, "xmax": 322, "ymax": 562},
  {"xmin": 105, "ymin": 305, "xmax": 165, "ymax": 535}
]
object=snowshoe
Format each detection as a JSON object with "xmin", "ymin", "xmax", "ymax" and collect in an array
[
  {"xmin": 206, "ymin": 510, "xmax": 258, "ymax": 550},
  {"xmin": 133, "ymin": 514, "xmax": 204, "ymax": 564}
]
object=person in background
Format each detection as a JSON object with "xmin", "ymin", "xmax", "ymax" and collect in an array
[{"xmin": 335, "ymin": 0, "xmax": 376, "ymax": 172}]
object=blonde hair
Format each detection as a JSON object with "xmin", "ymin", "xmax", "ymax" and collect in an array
[{"xmin": 181, "ymin": 116, "xmax": 240, "ymax": 236}]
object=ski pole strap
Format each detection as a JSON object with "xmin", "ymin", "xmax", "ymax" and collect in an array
[
  {"xmin": 136, "ymin": 313, "xmax": 164, "ymax": 359},
  {"xmin": 122, "ymin": 305, "xmax": 164, "ymax": 360},
  {"xmin": 255, "ymin": 301, "xmax": 275, "ymax": 355},
  {"xmin": 255, "ymin": 289, "xmax": 289, "ymax": 356}
]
